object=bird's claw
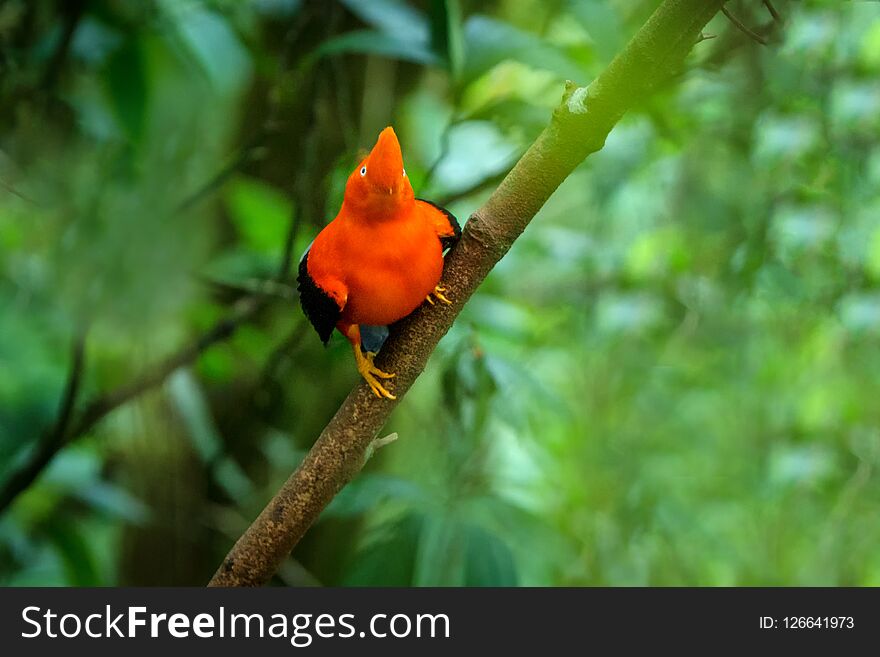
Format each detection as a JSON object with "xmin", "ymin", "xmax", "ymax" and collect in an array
[
  {"xmin": 426, "ymin": 284, "xmax": 452, "ymax": 306},
  {"xmin": 357, "ymin": 350, "xmax": 396, "ymax": 399}
]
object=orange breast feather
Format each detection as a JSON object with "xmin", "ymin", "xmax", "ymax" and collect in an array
[{"xmin": 307, "ymin": 205, "xmax": 443, "ymax": 327}]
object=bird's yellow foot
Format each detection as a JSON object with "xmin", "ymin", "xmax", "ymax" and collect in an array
[
  {"xmin": 354, "ymin": 348, "xmax": 396, "ymax": 399},
  {"xmin": 426, "ymin": 284, "xmax": 452, "ymax": 305}
]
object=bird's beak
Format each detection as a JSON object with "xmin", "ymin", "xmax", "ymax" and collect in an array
[{"xmin": 367, "ymin": 126, "xmax": 404, "ymax": 194}]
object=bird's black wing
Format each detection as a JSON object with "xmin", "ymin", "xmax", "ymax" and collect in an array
[
  {"xmin": 416, "ymin": 198, "xmax": 461, "ymax": 251},
  {"xmin": 297, "ymin": 249, "xmax": 341, "ymax": 345}
]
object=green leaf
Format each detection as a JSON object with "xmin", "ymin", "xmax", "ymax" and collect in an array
[
  {"xmin": 416, "ymin": 120, "xmax": 517, "ymax": 196},
  {"xmin": 626, "ymin": 226, "xmax": 691, "ymax": 280},
  {"xmin": 312, "ymin": 30, "xmax": 439, "ymax": 66},
  {"xmin": 341, "ymin": 514, "xmax": 423, "ymax": 586},
  {"xmin": 196, "ymin": 346, "xmax": 237, "ymax": 384},
  {"xmin": 430, "ymin": 0, "xmax": 465, "ymax": 80},
  {"xmin": 167, "ymin": 370, "xmax": 255, "ymax": 499},
  {"xmin": 868, "ymin": 226, "xmax": 880, "ymax": 280},
  {"xmin": 212, "ymin": 456, "xmax": 255, "ymax": 501},
  {"xmin": 463, "ymin": 525, "xmax": 518, "ymax": 586},
  {"xmin": 201, "ymin": 248, "xmax": 277, "ymax": 286},
  {"xmin": 838, "ymin": 293, "xmax": 880, "ymax": 334},
  {"xmin": 73, "ymin": 483, "xmax": 150, "ymax": 524},
  {"xmin": 158, "ymin": 2, "xmax": 251, "ymax": 95},
  {"xmin": 324, "ymin": 474, "xmax": 426, "ymax": 519},
  {"xmin": 46, "ymin": 521, "xmax": 101, "ymax": 586},
  {"xmin": 42, "ymin": 449, "xmax": 102, "ymax": 489},
  {"xmin": 166, "ymin": 370, "xmax": 223, "ymax": 464},
  {"xmin": 339, "ymin": 0, "xmax": 429, "ymax": 40},
  {"xmin": 860, "ymin": 19, "xmax": 880, "ymax": 70},
  {"xmin": 224, "ymin": 176, "xmax": 293, "ymax": 256},
  {"xmin": 413, "ymin": 519, "xmax": 518, "ymax": 586},
  {"xmin": 254, "ymin": 0, "xmax": 303, "ymax": 18},
  {"xmin": 325, "ymin": 1, "xmax": 437, "ymax": 66},
  {"xmin": 567, "ymin": 0, "xmax": 624, "ymax": 64},
  {"xmin": 462, "ymin": 97, "xmax": 550, "ymax": 142},
  {"xmin": 102, "ymin": 37, "xmax": 147, "ymax": 143},
  {"xmin": 462, "ymin": 15, "xmax": 583, "ymax": 85},
  {"xmin": 414, "ymin": 515, "xmax": 466, "ymax": 586}
]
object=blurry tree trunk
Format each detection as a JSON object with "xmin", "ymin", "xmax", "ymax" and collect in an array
[
  {"xmin": 209, "ymin": 0, "xmax": 726, "ymax": 587},
  {"xmin": 119, "ymin": 396, "xmax": 209, "ymax": 585}
]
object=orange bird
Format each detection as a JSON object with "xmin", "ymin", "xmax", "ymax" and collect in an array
[{"xmin": 297, "ymin": 127, "xmax": 461, "ymax": 399}]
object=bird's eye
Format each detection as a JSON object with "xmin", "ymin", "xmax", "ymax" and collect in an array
[
  {"xmin": 402, "ymin": 168, "xmax": 407, "ymax": 178},
  {"xmin": 360, "ymin": 166, "xmax": 367, "ymax": 176}
]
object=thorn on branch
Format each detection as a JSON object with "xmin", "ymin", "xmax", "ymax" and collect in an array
[{"xmin": 363, "ymin": 432, "xmax": 399, "ymax": 464}]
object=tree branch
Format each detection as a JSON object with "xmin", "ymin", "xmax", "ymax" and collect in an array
[
  {"xmin": 0, "ymin": 331, "xmax": 86, "ymax": 512},
  {"xmin": 0, "ymin": 176, "xmax": 39, "ymax": 205},
  {"xmin": 762, "ymin": 0, "xmax": 782, "ymax": 23},
  {"xmin": 434, "ymin": 168, "xmax": 510, "ymax": 208},
  {"xmin": 208, "ymin": 0, "xmax": 727, "ymax": 587},
  {"xmin": 40, "ymin": 0, "xmax": 85, "ymax": 91},
  {"xmin": 69, "ymin": 297, "xmax": 265, "ymax": 440},
  {"xmin": 275, "ymin": 202, "xmax": 303, "ymax": 283},
  {"xmin": 417, "ymin": 115, "xmax": 458, "ymax": 196},
  {"xmin": 175, "ymin": 4, "xmax": 319, "ymax": 216},
  {"xmin": 0, "ymin": 297, "xmax": 266, "ymax": 514},
  {"xmin": 175, "ymin": 131, "xmax": 270, "ymax": 214},
  {"xmin": 722, "ymin": 6, "xmax": 768, "ymax": 45}
]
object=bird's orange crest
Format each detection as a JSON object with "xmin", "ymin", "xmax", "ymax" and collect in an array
[{"xmin": 343, "ymin": 126, "xmax": 414, "ymax": 220}]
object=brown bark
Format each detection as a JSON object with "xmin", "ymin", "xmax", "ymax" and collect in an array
[{"xmin": 209, "ymin": 0, "xmax": 726, "ymax": 587}]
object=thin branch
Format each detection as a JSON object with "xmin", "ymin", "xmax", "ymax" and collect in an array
[
  {"xmin": 196, "ymin": 275, "xmax": 296, "ymax": 302},
  {"xmin": 0, "ymin": 331, "xmax": 87, "ymax": 512},
  {"xmin": 434, "ymin": 168, "xmax": 511, "ymax": 208},
  {"xmin": 722, "ymin": 6, "xmax": 768, "ymax": 45},
  {"xmin": 762, "ymin": 0, "xmax": 782, "ymax": 23},
  {"xmin": 418, "ymin": 116, "xmax": 458, "ymax": 196},
  {"xmin": 209, "ymin": 0, "xmax": 727, "ymax": 587},
  {"xmin": 175, "ymin": 131, "xmax": 270, "ymax": 214},
  {"xmin": 0, "ymin": 130, "xmax": 304, "ymax": 510},
  {"xmin": 41, "ymin": 0, "xmax": 85, "ymax": 91},
  {"xmin": 255, "ymin": 321, "xmax": 310, "ymax": 393},
  {"xmin": 72, "ymin": 296, "xmax": 264, "ymax": 439},
  {"xmin": 0, "ymin": 176, "xmax": 38, "ymax": 205},
  {"xmin": 175, "ymin": 4, "xmax": 317, "ymax": 215},
  {"xmin": 329, "ymin": 52, "xmax": 358, "ymax": 151},
  {"xmin": 275, "ymin": 205, "xmax": 303, "ymax": 282},
  {"xmin": 0, "ymin": 297, "xmax": 266, "ymax": 515}
]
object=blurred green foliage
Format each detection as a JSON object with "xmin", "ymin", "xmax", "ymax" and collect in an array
[{"xmin": 2, "ymin": 0, "xmax": 880, "ymax": 586}]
